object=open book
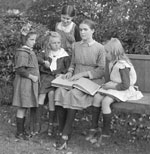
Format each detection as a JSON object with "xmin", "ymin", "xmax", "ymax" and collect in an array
[{"xmin": 51, "ymin": 75, "xmax": 101, "ymax": 96}]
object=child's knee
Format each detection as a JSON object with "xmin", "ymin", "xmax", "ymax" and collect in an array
[
  {"xmin": 101, "ymin": 97, "xmax": 113, "ymax": 113},
  {"xmin": 48, "ymin": 91, "xmax": 55, "ymax": 110},
  {"xmin": 93, "ymin": 93, "xmax": 104, "ymax": 107},
  {"xmin": 17, "ymin": 108, "xmax": 26, "ymax": 118},
  {"xmin": 48, "ymin": 90, "xmax": 55, "ymax": 97},
  {"xmin": 102, "ymin": 99, "xmax": 110, "ymax": 109},
  {"xmin": 48, "ymin": 102, "xmax": 55, "ymax": 111}
]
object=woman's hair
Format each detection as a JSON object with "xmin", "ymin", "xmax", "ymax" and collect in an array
[
  {"xmin": 61, "ymin": 5, "xmax": 76, "ymax": 17},
  {"xmin": 104, "ymin": 38, "xmax": 131, "ymax": 63},
  {"xmin": 44, "ymin": 31, "xmax": 61, "ymax": 56},
  {"xmin": 80, "ymin": 19, "xmax": 96, "ymax": 30}
]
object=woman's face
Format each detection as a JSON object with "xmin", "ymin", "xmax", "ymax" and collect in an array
[
  {"xmin": 61, "ymin": 14, "xmax": 73, "ymax": 27},
  {"xmin": 26, "ymin": 34, "xmax": 37, "ymax": 48},
  {"xmin": 79, "ymin": 23, "xmax": 94, "ymax": 41}
]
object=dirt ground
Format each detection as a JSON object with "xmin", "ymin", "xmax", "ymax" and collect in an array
[{"xmin": 0, "ymin": 105, "xmax": 150, "ymax": 154}]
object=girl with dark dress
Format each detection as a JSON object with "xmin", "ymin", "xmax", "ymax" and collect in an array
[
  {"xmin": 12, "ymin": 31, "xmax": 39, "ymax": 140},
  {"xmin": 37, "ymin": 31, "xmax": 71, "ymax": 135}
]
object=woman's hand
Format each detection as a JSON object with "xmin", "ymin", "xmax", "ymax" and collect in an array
[
  {"xmin": 61, "ymin": 72, "xmax": 73, "ymax": 79},
  {"xmin": 69, "ymin": 72, "xmax": 87, "ymax": 81}
]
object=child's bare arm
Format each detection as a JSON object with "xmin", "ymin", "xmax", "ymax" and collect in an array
[{"xmin": 28, "ymin": 74, "xmax": 38, "ymax": 82}]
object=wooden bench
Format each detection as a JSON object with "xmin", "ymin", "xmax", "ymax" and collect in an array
[{"xmin": 112, "ymin": 54, "xmax": 150, "ymax": 115}]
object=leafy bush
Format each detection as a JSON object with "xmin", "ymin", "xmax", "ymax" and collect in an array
[
  {"xmin": 27, "ymin": 0, "xmax": 150, "ymax": 54},
  {"xmin": 1, "ymin": 0, "xmax": 150, "ymax": 104}
]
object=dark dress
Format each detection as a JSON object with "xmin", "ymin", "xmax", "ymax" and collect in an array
[
  {"xmin": 12, "ymin": 46, "xmax": 40, "ymax": 108},
  {"xmin": 38, "ymin": 50, "xmax": 71, "ymax": 94}
]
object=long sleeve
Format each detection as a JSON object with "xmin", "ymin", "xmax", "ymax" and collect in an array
[
  {"xmin": 116, "ymin": 67, "xmax": 130, "ymax": 90},
  {"xmin": 15, "ymin": 67, "xmax": 29, "ymax": 78},
  {"xmin": 88, "ymin": 47, "xmax": 106, "ymax": 79},
  {"xmin": 38, "ymin": 52, "xmax": 53, "ymax": 74},
  {"xmin": 37, "ymin": 51, "xmax": 46, "ymax": 65},
  {"xmin": 67, "ymin": 44, "xmax": 76, "ymax": 73},
  {"xmin": 104, "ymin": 59, "xmax": 110, "ymax": 82}
]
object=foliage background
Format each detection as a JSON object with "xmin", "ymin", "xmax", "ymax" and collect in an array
[{"xmin": 0, "ymin": 0, "xmax": 150, "ymax": 104}]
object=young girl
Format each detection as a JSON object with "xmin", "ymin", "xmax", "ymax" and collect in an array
[
  {"xmin": 54, "ymin": 19, "xmax": 105, "ymax": 150},
  {"xmin": 37, "ymin": 31, "xmax": 71, "ymax": 136},
  {"xmin": 12, "ymin": 31, "xmax": 39, "ymax": 140},
  {"xmin": 89, "ymin": 38, "xmax": 143, "ymax": 144},
  {"xmin": 55, "ymin": 5, "xmax": 81, "ymax": 56}
]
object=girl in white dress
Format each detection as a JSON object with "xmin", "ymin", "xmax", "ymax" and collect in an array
[{"xmin": 88, "ymin": 38, "xmax": 143, "ymax": 144}]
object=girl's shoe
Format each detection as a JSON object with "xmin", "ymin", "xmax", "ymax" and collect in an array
[
  {"xmin": 53, "ymin": 132, "xmax": 62, "ymax": 148},
  {"xmin": 101, "ymin": 129, "xmax": 111, "ymax": 138},
  {"xmin": 23, "ymin": 130, "xmax": 32, "ymax": 138},
  {"xmin": 15, "ymin": 133, "xmax": 29, "ymax": 141},
  {"xmin": 55, "ymin": 135, "xmax": 68, "ymax": 150},
  {"xmin": 89, "ymin": 131, "xmax": 101, "ymax": 144},
  {"xmin": 47, "ymin": 123, "xmax": 54, "ymax": 136},
  {"xmin": 93, "ymin": 130, "xmax": 111, "ymax": 147},
  {"xmin": 85, "ymin": 128, "xmax": 98, "ymax": 141},
  {"xmin": 34, "ymin": 123, "xmax": 41, "ymax": 135},
  {"xmin": 30, "ymin": 131, "xmax": 36, "ymax": 136}
]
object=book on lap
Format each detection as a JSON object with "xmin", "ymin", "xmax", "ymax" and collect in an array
[
  {"xmin": 51, "ymin": 75, "xmax": 101, "ymax": 96},
  {"xmin": 52, "ymin": 76, "xmax": 143, "ymax": 101},
  {"xmin": 51, "ymin": 75, "xmax": 76, "ymax": 90}
]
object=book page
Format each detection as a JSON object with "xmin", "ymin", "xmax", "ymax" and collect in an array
[
  {"xmin": 73, "ymin": 78, "xmax": 101, "ymax": 96},
  {"xmin": 51, "ymin": 75, "xmax": 76, "ymax": 90},
  {"xmin": 51, "ymin": 76, "xmax": 101, "ymax": 95}
]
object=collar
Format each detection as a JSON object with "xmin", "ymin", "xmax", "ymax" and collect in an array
[
  {"xmin": 22, "ymin": 45, "xmax": 33, "ymax": 51},
  {"xmin": 57, "ymin": 21, "xmax": 74, "ymax": 33},
  {"xmin": 49, "ymin": 48, "xmax": 68, "ymax": 59},
  {"xmin": 80, "ymin": 40, "xmax": 96, "ymax": 46}
]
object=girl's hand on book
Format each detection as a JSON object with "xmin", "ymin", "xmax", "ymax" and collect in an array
[
  {"xmin": 102, "ymin": 82, "xmax": 117, "ymax": 90},
  {"xmin": 101, "ymin": 84, "xmax": 110, "ymax": 90}
]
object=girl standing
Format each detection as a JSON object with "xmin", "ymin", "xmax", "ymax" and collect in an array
[
  {"xmin": 55, "ymin": 5, "xmax": 81, "ymax": 56},
  {"xmin": 89, "ymin": 38, "xmax": 143, "ymax": 145},
  {"xmin": 37, "ymin": 31, "xmax": 70, "ymax": 135},
  {"xmin": 54, "ymin": 19, "xmax": 105, "ymax": 150},
  {"xmin": 12, "ymin": 31, "xmax": 39, "ymax": 140}
]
